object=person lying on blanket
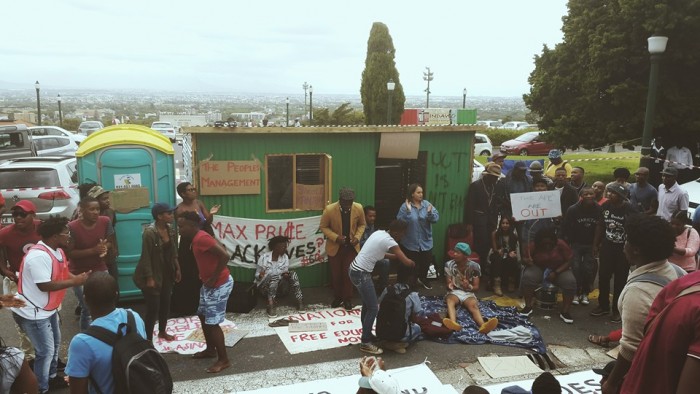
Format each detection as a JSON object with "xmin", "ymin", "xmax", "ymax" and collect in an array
[{"xmin": 443, "ymin": 242, "xmax": 499, "ymax": 334}]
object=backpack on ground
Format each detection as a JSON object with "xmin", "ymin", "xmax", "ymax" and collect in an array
[
  {"xmin": 84, "ymin": 310, "xmax": 173, "ymax": 394},
  {"xmin": 376, "ymin": 285, "xmax": 413, "ymax": 341}
]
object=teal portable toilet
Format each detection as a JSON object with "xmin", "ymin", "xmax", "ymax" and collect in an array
[{"xmin": 75, "ymin": 124, "xmax": 176, "ymax": 300}]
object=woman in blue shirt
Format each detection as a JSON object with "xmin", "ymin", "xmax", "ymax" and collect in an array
[{"xmin": 396, "ymin": 183, "xmax": 439, "ymax": 289}]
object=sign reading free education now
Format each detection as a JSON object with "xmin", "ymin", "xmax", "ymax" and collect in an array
[
  {"xmin": 510, "ymin": 190, "xmax": 562, "ymax": 221},
  {"xmin": 199, "ymin": 160, "xmax": 261, "ymax": 195}
]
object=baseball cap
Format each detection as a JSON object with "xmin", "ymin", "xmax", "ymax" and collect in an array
[
  {"xmin": 87, "ymin": 185, "xmax": 109, "ymax": 198},
  {"xmin": 661, "ymin": 167, "xmax": 679, "ymax": 177},
  {"xmin": 448, "ymin": 242, "xmax": 472, "ymax": 258},
  {"xmin": 151, "ymin": 202, "xmax": 175, "ymax": 219},
  {"xmin": 606, "ymin": 183, "xmax": 628, "ymax": 199},
  {"xmin": 548, "ymin": 149, "xmax": 562, "ymax": 159},
  {"xmin": 593, "ymin": 361, "xmax": 616, "ymax": 377},
  {"xmin": 11, "ymin": 200, "xmax": 37, "ymax": 214},
  {"xmin": 358, "ymin": 370, "xmax": 400, "ymax": 394},
  {"xmin": 513, "ymin": 161, "xmax": 527, "ymax": 170}
]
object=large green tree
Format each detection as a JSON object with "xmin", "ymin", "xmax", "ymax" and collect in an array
[
  {"xmin": 524, "ymin": 0, "xmax": 700, "ymax": 149},
  {"xmin": 360, "ymin": 22, "xmax": 405, "ymax": 125},
  {"xmin": 312, "ymin": 103, "xmax": 365, "ymax": 126}
]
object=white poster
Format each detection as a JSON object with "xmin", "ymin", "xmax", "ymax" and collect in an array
[
  {"xmin": 211, "ymin": 215, "xmax": 327, "ymax": 268},
  {"xmin": 113, "ymin": 173, "xmax": 142, "ymax": 188},
  {"xmin": 153, "ymin": 316, "xmax": 239, "ymax": 355},
  {"xmin": 271, "ymin": 307, "xmax": 365, "ymax": 354},
  {"xmin": 510, "ymin": 190, "xmax": 562, "ymax": 221},
  {"xmin": 484, "ymin": 370, "xmax": 602, "ymax": 394}
]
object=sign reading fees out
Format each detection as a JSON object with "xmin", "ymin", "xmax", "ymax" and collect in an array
[
  {"xmin": 199, "ymin": 160, "xmax": 261, "ymax": 195},
  {"xmin": 510, "ymin": 190, "xmax": 562, "ymax": 221}
]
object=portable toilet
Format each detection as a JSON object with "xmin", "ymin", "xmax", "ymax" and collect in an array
[{"xmin": 75, "ymin": 124, "xmax": 176, "ymax": 300}]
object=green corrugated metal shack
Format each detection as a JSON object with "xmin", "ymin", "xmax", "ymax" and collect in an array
[{"xmin": 185, "ymin": 125, "xmax": 476, "ymax": 287}]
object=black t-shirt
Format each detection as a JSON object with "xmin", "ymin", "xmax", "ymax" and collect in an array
[
  {"xmin": 563, "ymin": 201, "xmax": 601, "ymax": 245},
  {"xmin": 598, "ymin": 201, "xmax": 638, "ymax": 244}
]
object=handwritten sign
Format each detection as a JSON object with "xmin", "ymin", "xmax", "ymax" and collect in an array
[
  {"xmin": 270, "ymin": 307, "xmax": 365, "ymax": 354},
  {"xmin": 110, "ymin": 187, "xmax": 150, "ymax": 213},
  {"xmin": 484, "ymin": 369, "xmax": 602, "ymax": 394},
  {"xmin": 199, "ymin": 160, "xmax": 261, "ymax": 195},
  {"xmin": 295, "ymin": 184, "xmax": 325, "ymax": 210},
  {"xmin": 212, "ymin": 215, "xmax": 327, "ymax": 268},
  {"xmin": 153, "ymin": 316, "xmax": 239, "ymax": 354},
  {"xmin": 510, "ymin": 190, "xmax": 562, "ymax": 221}
]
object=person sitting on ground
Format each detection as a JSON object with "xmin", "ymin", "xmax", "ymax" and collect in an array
[
  {"xmin": 356, "ymin": 356, "xmax": 400, "ymax": 394},
  {"xmin": 360, "ymin": 205, "xmax": 390, "ymax": 294},
  {"xmin": 65, "ymin": 272, "xmax": 148, "ymax": 393},
  {"xmin": 489, "ymin": 216, "xmax": 520, "ymax": 296},
  {"xmin": 376, "ymin": 279, "xmax": 424, "ymax": 353},
  {"xmin": 531, "ymin": 372, "xmax": 562, "ymax": 394},
  {"xmin": 519, "ymin": 227, "xmax": 577, "ymax": 324},
  {"xmin": 0, "ymin": 336, "xmax": 38, "ymax": 394},
  {"xmin": 443, "ymin": 242, "xmax": 499, "ymax": 334},
  {"xmin": 255, "ymin": 235, "xmax": 305, "ymax": 317}
]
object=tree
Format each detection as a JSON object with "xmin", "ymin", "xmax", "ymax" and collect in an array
[
  {"xmin": 311, "ymin": 103, "xmax": 365, "ymax": 126},
  {"xmin": 360, "ymin": 22, "xmax": 405, "ymax": 125},
  {"xmin": 524, "ymin": 0, "xmax": 700, "ymax": 149}
]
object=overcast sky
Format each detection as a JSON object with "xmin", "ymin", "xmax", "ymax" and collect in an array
[{"xmin": 5, "ymin": 0, "xmax": 568, "ymax": 97}]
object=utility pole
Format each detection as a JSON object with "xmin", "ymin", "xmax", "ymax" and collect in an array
[
  {"xmin": 302, "ymin": 82, "xmax": 309, "ymax": 119},
  {"xmin": 423, "ymin": 67, "xmax": 433, "ymax": 109}
]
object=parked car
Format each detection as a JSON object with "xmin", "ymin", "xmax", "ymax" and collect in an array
[
  {"xmin": 32, "ymin": 135, "xmax": 78, "ymax": 156},
  {"xmin": 472, "ymin": 159, "xmax": 485, "ymax": 183},
  {"xmin": 29, "ymin": 126, "xmax": 86, "ymax": 146},
  {"xmin": 78, "ymin": 121, "xmax": 104, "ymax": 135},
  {"xmin": 680, "ymin": 178, "xmax": 700, "ymax": 218},
  {"xmin": 501, "ymin": 121, "xmax": 529, "ymax": 130},
  {"xmin": 0, "ymin": 124, "xmax": 36, "ymax": 162},
  {"xmin": 474, "ymin": 133, "xmax": 493, "ymax": 156},
  {"xmin": 0, "ymin": 157, "xmax": 79, "ymax": 225},
  {"xmin": 151, "ymin": 121, "xmax": 177, "ymax": 142},
  {"xmin": 476, "ymin": 120, "xmax": 502, "ymax": 128},
  {"xmin": 500, "ymin": 131, "xmax": 562, "ymax": 156}
]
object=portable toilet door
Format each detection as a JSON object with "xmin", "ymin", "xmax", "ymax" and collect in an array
[{"xmin": 75, "ymin": 124, "xmax": 176, "ymax": 300}]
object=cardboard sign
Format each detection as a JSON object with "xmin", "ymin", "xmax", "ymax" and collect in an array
[
  {"xmin": 153, "ymin": 316, "xmax": 240, "ymax": 354},
  {"xmin": 211, "ymin": 215, "xmax": 327, "ymax": 268},
  {"xmin": 199, "ymin": 160, "xmax": 261, "ymax": 195},
  {"xmin": 271, "ymin": 307, "xmax": 364, "ymax": 354},
  {"xmin": 510, "ymin": 190, "xmax": 562, "ymax": 221},
  {"xmin": 295, "ymin": 183, "xmax": 325, "ymax": 210},
  {"xmin": 378, "ymin": 132, "xmax": 420, "ymax": 159},
  {"xmin": 483, "ymin": 369, "xmax": 602, "ymax": 394},
  {"xmin": 109, "ymin": 187, "xmax": 150, "ymax": 213}
]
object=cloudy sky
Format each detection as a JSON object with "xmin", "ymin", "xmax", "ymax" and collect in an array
[{"xmin": 5, "ymin": 0, "xmax": 568, "ymax": 97}]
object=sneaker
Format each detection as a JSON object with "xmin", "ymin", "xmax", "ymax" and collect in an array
[
  {"xmin": 442, "ymin": 318, "xmax": 463, "ymax": 331},
  {"xmin": 296, "ymin": 301, "xmax": 306, "ymax": 313},
  {"xmin": 417, "ymin": 278, "xmax": 432, "ymax": 290},
  {"xmin": 266, "ymin": 305, "xmax": 277, "ymax": 318},
  {"xmin": 359, "ymin": 343, "xmax": 383, "ymax": 355},
  {"xmin": 331, "ymin": 298, "xmax": 342, "ymax": 308},
  {"xmin": 611, "ymin": 312, "xmax": 621, "ymax": 323},
  {"xmin": 572, "ymin": 296, "xmax": 580, "ymax": 306},
  {"xmin": 479, "ymin": 318, "xmax": 499, "ymax": 334},
  {"xmin": 343, "ymin": 301, "xmax": 353, "ymax": 311},
  {"xmin": 581, "ymin": 295, "xmax": 590, "ymax": 305},
  {"xmin": 590, "ymin": 307, "xmax": 610, "ymax": 317},
  {"xmin": 519, "ymin": 306, "xmax": 533, "ymax": 317},
  {"xmin": 560, "ymin": 312, "xmax": 574, "ymax": 324}
]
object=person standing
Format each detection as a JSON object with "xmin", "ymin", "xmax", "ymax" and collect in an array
[
  {"xmin": 177, "ymin": 211, "xmax": 232, "ymax": 373},
  {"xmin": 569, "ymin": 166, "xmax": 587, "ymax": 194},
  {"xmin": 495, "ymin": 161, "xmax": 532, "ymax": 219},
  {"xmin": 668, "ymin": 211, "xmax": 699, "ymax": 273},
  {"xmin": 605, "ymin": 168, "xmax": 632, "ymax": 198},
  {"xmin": 133, "ymin": 203, "xmax": 181, "ymax": 341},
  {"xmin": 628, "ymin": 167, "xmax": 658, "ymax": 215},
  {"xmin": 11, "ymin": 216, "xmax": 89, "ymax": 393},
  {"xmin": 320, "ymin": 187, "xmax": 366, "ymax": 309},
  {"xmin": 592, "ymin": 181, "xmax": 608, "ymax": 205},
  {"xmin": 665, "ymin": 141, "xmax": 694, "ymax": 184},
  {"xmin": 591, "ymin": 184, "xmax": 638, "ymax": 322},
  {"xmin": 648, "ymin": 136, "xmax": 666, "ymax": 188},
  {"xmin": 466, "ymin": 163, "xmax": 502, "ymax": 281},
  {"xmin": 396, "ymin": 183, "xmax": 439, "ymax": 290},
  {"xmin": 360, "ymin": 205, "xmax": 390, "ymax": 293},
  {"xmin": 544, "ymin": 149, "xmax": 572, "ymax": 180},
  {"xmin": 68, "ymin": 197, "xmax": 116, "ymax": 331},
  {"xmin": 656, "ymin": 167, "xmax": 689, "ymax": 221},
  {"xmin": 529, "ymin": 161, "xmax": 554, "ymax": 190},
  {"xmin": 553, "ymin": 167, "xmax": 579, "ymax": 221}
]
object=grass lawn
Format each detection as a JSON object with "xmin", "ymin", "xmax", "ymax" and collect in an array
[{"xmin": 476, "ymin": 151, "xmax": 641, "ymax": 186}]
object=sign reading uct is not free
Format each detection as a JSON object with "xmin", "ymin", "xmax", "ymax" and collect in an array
[{"xmin": 510, "ymin": 190, "xmax": 562, "ymax": 221}]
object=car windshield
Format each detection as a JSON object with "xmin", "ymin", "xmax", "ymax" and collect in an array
[
  {"xmin": 152, "ymin": 123, "xmax": 171, "ymax": 128},
  {"xmin": 0, "ymin": 168, "xmax": 60, "ymax": 187},
  {"xmin": 515, "ymin": 133, "xmax": 537, "ymax": 142},
  {"xmin": 81, "ymin": 122, "xmax": 100, "ymax": 128}
]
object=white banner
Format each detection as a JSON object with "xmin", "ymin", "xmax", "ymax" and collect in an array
[
  {"xmin": 510, "ymin": 190, "xmax": 562, "ymax": 221},
  {"xmin": 211, "ymin": 215, "xmax": 327, "ymax": 269},
  {"xmin": 271, "ymin": 307, "xmax": 365, "ymax": 354},
  {"xmin": 484, "ymin": 370, "xmax": 602, "ymax": 393},
  {"xmin": 152, "ymin": 316, "xmax": 240, "ymax": 355}
]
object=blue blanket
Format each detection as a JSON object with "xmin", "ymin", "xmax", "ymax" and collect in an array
[{"xmin": 420, "ymin": 296, "xmax": 547, "ymax": 354}]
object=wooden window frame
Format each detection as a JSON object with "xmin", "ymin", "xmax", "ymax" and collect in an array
[{"xmin": 265, "ymin": 153, "xmax": 332, "ymax": 213}]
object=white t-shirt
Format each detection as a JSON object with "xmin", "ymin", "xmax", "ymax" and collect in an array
[
  {"xmin": 11, "ymin": 241, "xmax": 62, "ymax": 320},
  {"xmin": 351, "ymin": 230, "xmax": 397, "ymax": 272}
]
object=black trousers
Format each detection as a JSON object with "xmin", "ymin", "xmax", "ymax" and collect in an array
[
  {"xmin": 142, "ymin": 278, "xmax": 174, "ymax": 340},
  {"xmin": 397, "ymin": 247, "xmax": 433, "ymax": 286},
  {"xmin": 598, "ymin": 242, "xmax": 629, "ymax": 313}
]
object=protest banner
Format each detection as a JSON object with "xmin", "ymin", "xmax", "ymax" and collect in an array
[
  {"xmin": 153, "ymin": 316, "xmax": 241, "ymax": 355},
  {"xmin": 510, "ymin": 190, "xmax": 562, "ymax": 221},
  {"xmin": 484, "ymin": 369, "xmax": 602, "ymax": 394},
  {"xmin": 212, "ymin": 215, "xmax": 327, "ymax": 268},
  {"xmin": 270, "ymin": 307, "xmax": 365, "ymax": 354}
]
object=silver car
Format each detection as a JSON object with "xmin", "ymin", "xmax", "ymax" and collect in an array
[
  {"xmin": 78, "ymin": 121, "xmax": 104, "ymax": 135},
  {"xmin": 0, "ymin": 157, "xmax": 79, "ymax": 225}
]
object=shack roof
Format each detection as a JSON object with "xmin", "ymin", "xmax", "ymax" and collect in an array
[{"xmin": 184, "ymin": 125, "xmax": 480, "ymax": 135}]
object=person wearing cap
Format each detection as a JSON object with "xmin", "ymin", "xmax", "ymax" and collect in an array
[
  {"xmin": 591, "ymin": 183, "xmax": 638, "ymax": 322},
  {"xmin": 544, "ymin": 149, "xmax": 572, "ymax": 180},
  {"xmin": 529, "ymin": 161, "xmax": 554, "ymax": 190},
  {"xmin": 0, "ymin": 200, "xmax": 41, "ymax": 361},
  {"xmin": 320, "ymin": 187, "xmax": 366, "ymax": 310},
  {"xmin": 479, "ymin": 153, "xmax": 507, "ymax": 179},
  {"xmin": 465, "ymin": 162, "xmax": 502, "ymax": 282},
  {"xmin": 656, "ymin": 166, "xmax": 689, "ymax": 221},
  {"xmin": 628, "ymin": 167, "xmax": 658, "ymax": 215},
  {"xmin": 443, "ymin": 242, "xmax": 499, "ymax": 334},
  {"xmin": 133, "ymin": 203, "xmax": 181, "ymax": 341},
  {"xmin": 605, "ymin": 167, "xmax": 632, "ymax": 199}
]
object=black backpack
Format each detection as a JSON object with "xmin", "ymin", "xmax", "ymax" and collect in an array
[
  {"xmin": 84, "ymin": 310, "xmax": 173, "ymax": 394},
  {"xmin": 376, "ymin": 285, "xmax": 413, "ymax": 341}
]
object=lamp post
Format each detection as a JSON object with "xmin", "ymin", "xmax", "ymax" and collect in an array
[
  {"xmin": 639, "ymin": 35, "xmax": 668, "ymax": 169},
  {"xmin": 286, "ymin": 97, "xmax": 290, "ymax": 127},
  {"xmin": 387, "ymin": 79, "xmax": 395, "ymax": 125},
  {"xmin": 35, "ymin": 81, "xmax": 41, "ymax": 126},
  {"xmin": 462, "ymin": 88, "xmax": 467, "ymax": 109},
  {"xmin": 57, "ymin": 94, "xmax": 63, "ymax": 127},
  {"xmin": 309, "ymin": 85, "xmax": 313, "ymax": 123},
  {"xmin": 302, "ymin": 82, "xmax": 309, "ymax": 119},
  {"xmin": 423, "ymin": 67, "xmax": 433, "ymax": 108}
]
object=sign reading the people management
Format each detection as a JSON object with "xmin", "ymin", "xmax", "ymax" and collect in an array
[{"xmin": 198, "ymin": 160, "xmax": 261, "ymax": 195}]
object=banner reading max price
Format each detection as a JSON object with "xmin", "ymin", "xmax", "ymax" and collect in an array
[{"xmin": 211, "ymin": 215, "xmax": 328, "ymax": 268}]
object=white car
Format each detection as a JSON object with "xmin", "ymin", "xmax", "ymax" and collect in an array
[
  {"xmin": 151, "ymin": 122, "xmax": 177, "ymax": 142},
  {"xmin": 476, "ymin": 120, "xmax": 502, "ymax": 128},
  {"xmin": 32, "ymin": 135, "xmax": 78, "ymax": 156},
  {"xmin": 516, "ymin": 123, "xmax": 539, "ymax": 130},
  {"xmin": 474, "ymin": 133, "xmax": 493, "ymax": 156},
  {"xmin": 472, "ymin": 159, "xmax": 485, "ymax": 183},
  {"xmin": 78, "ymin": 121, "xmax": 104, "ymax": 135},
  {"xmin": 29, "ymin": 126, "xmax": 86, "ymax": 146},
  {"xmin": 501, "ymin": 121, "xmax": 530, "ymax": 130},
  {"xmin": 680, "ymin": 178, "xmax": 700, "ymax": 218}
]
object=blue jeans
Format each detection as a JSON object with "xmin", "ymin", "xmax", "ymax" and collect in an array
[
  {"xmin": 349, "ymin": 268, "xmax": 377, "ymax": 344},
  {"xmin": 12, "ymin": 312, "xmax": 60, "ymax": 392},
  {"xmin": 374, "ymin": 259, "xmax": 390, "ymax": 292},
  {"xmin": 73, "ymin": 284, "xmax": 92, "ymax": 330}
]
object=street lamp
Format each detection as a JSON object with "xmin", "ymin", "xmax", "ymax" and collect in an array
[
  {"xmin": 423, "ymin": 67, "xmax": 433, "ymax": 109},
  {"xmin": 387, "ymin": 79, "xmax": 395, "ymax": 125},
  {"xmin": 309, "ymin": 85, "xmax": 313, "ymax": 123},
  {"xmin": 462, "ymin": 88, "xmax": 467, "ymax": 109},
  {"xmin": 286, "ymin": 97, "xmax": 290, "ymax": 127},
  {"xmin": 57, "ymin": 94, "xmax": 63, "ymax": 127},
  {"xmin": 302, "ymin": 82, "xmax": 309, "ymax": 119},
  {"xmin": 35, "ymin": 81, "xmax": 41, "ymax": 126},
  {"xmin": 639, "ymin": 35, "xmax": 668, "ymax": 169}
]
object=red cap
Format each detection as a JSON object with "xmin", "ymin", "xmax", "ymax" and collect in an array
[{"xmin": 12, "ymin": 200, "xmax": 37, "ymax": 214}]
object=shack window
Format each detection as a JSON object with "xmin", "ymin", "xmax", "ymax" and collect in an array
[{"xmin": 266, "ymin": 154, "xmax": 332, "ymax": 212}]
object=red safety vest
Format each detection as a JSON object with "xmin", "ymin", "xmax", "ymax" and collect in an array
[{"xmin": 17, "ymin": 243, "xmax": 70, "ymax": 311}]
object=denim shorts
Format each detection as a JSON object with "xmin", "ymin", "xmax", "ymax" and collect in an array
[
  {"xmin": 446, "ymin": 289, "xmax": 477, "ymax": 303},
  {"xmin": 197, "ymin": 275, "xmax": 233, "ymax": 325}
]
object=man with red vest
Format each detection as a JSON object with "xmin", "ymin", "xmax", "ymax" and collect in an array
[{"xmin": 11, "ymin": 216, "xmax": 89, "ymax": 394}]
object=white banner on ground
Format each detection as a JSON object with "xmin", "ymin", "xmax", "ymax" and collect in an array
[
  {"xmin": 238, "ymin": 363, "xmax": 457, "ymax": 394},
  {"xmin": 152, "ymin": 316, "xmax": 239, "ymax": 355},
  {"xmin": 483, "ymin": 370, "xmax": 601, "ymax": 393},
  {"xmin": 211, "ymin": 215, "xmax": 327, "ymax": 269},
  {"xmin": 510, "ymin": 190, "xmax": 562, "ymax": 221},
  {"xmin": 271, "ymin": 307, "xmax": 365, "ymax": 354}
]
